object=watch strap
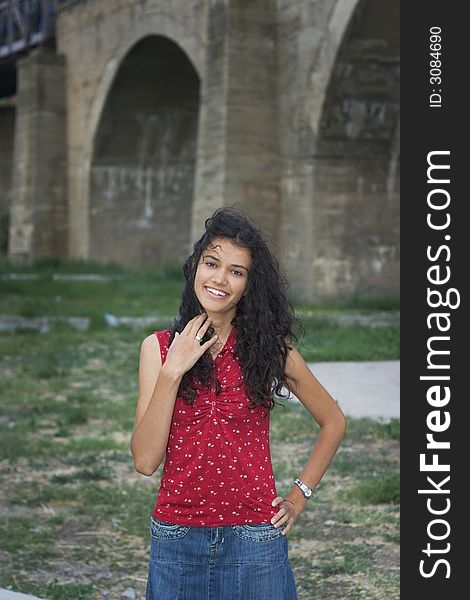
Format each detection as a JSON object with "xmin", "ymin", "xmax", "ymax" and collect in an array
[{"xmin": 294, "ymin": 478, "xmax": 315, "ymax": 499}]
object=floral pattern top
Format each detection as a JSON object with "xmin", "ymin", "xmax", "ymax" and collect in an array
[{"xmin": 152, "ymin": 326, "xmax": 278, "ymax": 526}]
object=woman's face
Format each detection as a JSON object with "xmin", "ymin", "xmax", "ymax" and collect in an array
[{"xmin": 194, "ymin": 237, "xmax": 252, "ymax": 319}]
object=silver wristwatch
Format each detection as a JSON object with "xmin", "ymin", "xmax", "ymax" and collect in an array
[{"xmin": 294, "ymin": 478, "xmax": 315, "ymax": 499}]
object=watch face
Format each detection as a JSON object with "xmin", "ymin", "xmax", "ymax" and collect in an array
[{"xmin": 304, "ymin": 488, "xmax": 312, "ymax": 497}]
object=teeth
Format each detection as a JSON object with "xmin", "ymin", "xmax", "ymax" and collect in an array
[{"xmin": 206, "ymin": 287, "xmax": 226, "ymax": 297}]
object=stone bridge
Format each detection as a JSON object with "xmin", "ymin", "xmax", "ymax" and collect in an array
[{"xmin": 1, "ymin": 0, "xmax": 399, "ymax": 301}]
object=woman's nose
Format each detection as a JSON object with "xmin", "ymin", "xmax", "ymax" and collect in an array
[{"xmin": 212, "ymin": 270, "xmax": 227, "ymax": 284}]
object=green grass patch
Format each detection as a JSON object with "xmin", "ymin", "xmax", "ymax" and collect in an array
[
  {"xmin": 316, "ymin": 543, "xmax": 375, "ymax": 577},
  {"xmin": 0, "ymin": 433, "xmax": 61, "ymax": 460},
  {"xmin": 299, "ymin": 317, "xmax": 399, "ymax": 361},
  {"xmin": 345, "ymin": 417, "xmax": 400, "ymax": 441},
  {"xmin": 330, "ymin": 446, "xmax": 398, "ymax": 480},
  {"xmin": 271, "ymin": 405, "xmax": 399, "ymax": 444},
  {"xmin": 0, "ymin": 576, "xmax": 95, "ymax": 600},
  {"xmin": 0, "ymin": 516, "xmax": 57, "ymax": 558},
  {"xmin": 343, "ymin": 474, "xmax": 400, "ymax": 505},
  {"xmin": 296, "ymin": 295, "xmax": 400, "ymax": 314},
  {"xmin": 50, "ymin": 465, "xmax": 114, "ymax": 484},
  {"xmin": 40, "ymin": 580, "xmax": 95, "ymax": 600},
  {"xmin": 270, "ymin": 401, "xmax": 318, "ymax": 441},
  {"xmin": 0, "ymin": 257, "xmax": 184, "ymax": 319}
]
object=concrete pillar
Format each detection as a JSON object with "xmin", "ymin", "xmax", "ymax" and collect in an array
[
  {"xmin": 8, "ymin": 47, "xmax": 67, "ymax": 263},
  {"xmin": 191, "ymin": 1, "xmax": 229, "ymax": 246},
  {"xmin": 192, "ymin": 0, "xmax": 280, "ymax": 249},
  {"xmin": 0, "ymin": 104, "xmax": 15, "ymax": 253}
]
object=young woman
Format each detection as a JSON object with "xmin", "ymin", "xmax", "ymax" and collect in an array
[{"xmin": 131, "ymin": 207, "xmax": 346, "ymax": 599}]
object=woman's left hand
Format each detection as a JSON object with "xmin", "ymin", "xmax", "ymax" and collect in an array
[{"xmin": 271, "ymin": 496, "xmax": 301, "ymax": 536}]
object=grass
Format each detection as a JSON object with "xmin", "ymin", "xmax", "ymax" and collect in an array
[
  {"xmin": 0, "ymin": 516, "xmax": 57, "ymax": 556},
  {"xmin": 0, "ymin": 256, "xmax": 184, "ymax": 319},
  {"xmin": 345, "ymin": 418, "xmax": 400, "ymax": 441},
  {"xmin": 40, "ymin": 581, "xmax": 95, "ymax": 600},
  {"xmin": 0, "ymin": 400, "xmax": 399, "ymax": 599},
  {"xmin": 343, "ymin": 474, "xmax": 400, "ymax": 505},
  {"xmin": 0, "ymin": 256, "xmax": 399, "ymax": 361},
  {"xmin": 298, "ymin": 317, "xmax": 398, "ymax": 361},
  {"xmin": 298, "ymin": 295, "xmax": 400, "ymax": 314},
  {"xmin": 0, "ymin": 574, "xmax": 95, "ymax": 600},
  {"xmin": 0, "ymin": 258, "xmax": 399, "ymax": 599}
]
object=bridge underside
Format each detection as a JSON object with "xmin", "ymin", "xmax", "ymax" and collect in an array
[
  {"xmin": 312, "ymin": 0, "xmax": 400, "ymax": 298},
  {"xmin": 89, "ymin": 36, "xmax": 199, "ymax": 268},
  {"xmin": 4, "ymin": 0, "xmax": 400, "ymax": 302}
]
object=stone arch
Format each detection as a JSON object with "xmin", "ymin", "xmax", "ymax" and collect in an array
[
  {"xmin": 88, "ymin": 34, "xmax": 200, "ymax": 267},
  {"xmin": 312, "ymin": 0, "xmax": 400, "ymax": 298}
]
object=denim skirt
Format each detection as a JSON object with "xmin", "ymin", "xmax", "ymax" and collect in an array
[{"xmin": 146, "ymin": 517, "xmax": 298, "ymax": 600}]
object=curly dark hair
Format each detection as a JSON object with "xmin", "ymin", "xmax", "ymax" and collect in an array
[{"xmin": 170, "ymin": 206, "xmax": 303, "ymax": 414}]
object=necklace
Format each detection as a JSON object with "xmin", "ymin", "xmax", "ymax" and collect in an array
[{"xmin": 210, "ymin": 326, "xmax": 233, "ymax": 359}]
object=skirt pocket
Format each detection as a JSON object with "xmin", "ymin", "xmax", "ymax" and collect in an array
[
  {"xmin": 230, "ymin": 522, "xmax": 285, "ymax": 542},
  {"xmin": 150, "ymin": 517, "xmax": 191, "ymax": 540}
]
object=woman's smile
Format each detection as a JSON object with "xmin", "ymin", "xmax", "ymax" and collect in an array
[{"xmin": 204, "ymin": 285, "xmax": 229, "ymax": 299}]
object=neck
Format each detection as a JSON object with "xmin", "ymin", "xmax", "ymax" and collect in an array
[{"xmin": 206, "ymin": 312, "xmax": 235, "ymax": 337}]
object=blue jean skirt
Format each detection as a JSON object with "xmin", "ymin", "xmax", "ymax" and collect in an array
[{"xmin": 146, "ymin": 517, "xmax": 298, "ymax": 600}]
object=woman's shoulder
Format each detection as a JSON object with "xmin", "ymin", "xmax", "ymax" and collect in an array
[
  {"xmin": 141, "ymin": 329, "xmax": 170, "ymax": 350},
  {"xmin": 152, "ymin": 329, "xmax": 171, "ymax": 338},
  {"xmin": 140, "ymin": 330, "xmax": 171, "ymax": 365}
]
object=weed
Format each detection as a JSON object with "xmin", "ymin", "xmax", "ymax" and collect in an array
[
  {"xmin": 42, "ymin": 580, "xmax": 95, "ymax": 600},
  {"xmin": 62, "ymin": 406, "xmax": 89, "ymax": 426},
  {"xmin": 317, "ymin": 543, "xmax": 375, "ymax": 577},
  {"xmin": 0, "ymin": 433, "xmax": 59, "ymax": 460},
  {"xmin": 0, "ymin": 516, "xmax": 57, "ymax": 558},
  {"xmin": 299, "ymin": 318, "xmax": 399, "ymax": 361},
  {"xmin": 50, "ymin": 465, "xmax": 114, "ymax": 484},
  {"xmin": 270, "ymin": 402, "xmax": 318, "ymax": 441},
  {"xmin": 345, "ymin": 418, "xmax": 400, "ymax": 441},
  {"xmin": 343, "ymin": 474, "xmax": 400, "ymax": 505},
  {"xmin": 329, "ymin": 447, "xmax": 397, "ymax": 478}
]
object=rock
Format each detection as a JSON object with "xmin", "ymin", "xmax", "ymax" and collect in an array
[
  {"xmin": 324, "ymin": 519, "xmax": 337, "ymax": 526},
  {"xmin": 104, "ymin": 313, "xmax": 119, "ymax": 327}
]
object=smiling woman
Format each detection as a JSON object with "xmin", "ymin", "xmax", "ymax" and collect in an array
[
  {"xmin": 130, "ymin": 206, "xmax": 347, "ymax": 600},
  {"xmin": 194, "ymin": 238, "xmax": 252, "ymax": 356}
]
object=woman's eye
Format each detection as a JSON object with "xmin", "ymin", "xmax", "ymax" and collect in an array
[
  {"xmin": 232, "ymin": 270, "xmax": 243, "ymax": 277},
  {"xmin": 205, "ymin": 262, "xmax": 216, "ymax": 267}
]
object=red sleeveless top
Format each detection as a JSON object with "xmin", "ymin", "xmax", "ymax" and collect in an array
[{"xmin": 151, "ymin": 325, "xmax": 278, "ymax": 526}]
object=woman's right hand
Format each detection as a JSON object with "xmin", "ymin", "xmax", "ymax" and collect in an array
[{"xmin": 162, "ymin": 314, "xmax": 218, "ymax": 379}]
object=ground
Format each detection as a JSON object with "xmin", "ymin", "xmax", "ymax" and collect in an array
[{"xmin": 0, "ymin": 263, "xmax": 399, "ymax": 599}]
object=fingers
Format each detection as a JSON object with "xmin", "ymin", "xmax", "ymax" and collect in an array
[
  {"xmin": 180, "ymin": 315, "xmax": 214, "ymax": 345},
  {"xmin": 168, "ymin": 331, "xmax": 179, "ymax": 348},
  {"xmin": 201, "ymin": 334, "xmax": 219, "ymax": 352},
  {"xmin": 271, "ymin": 505, "xmax": 287, "ymax": 524},
  {"xmin": 186, "ymin": 314, "xmax": 210, "ymax": 337},
  {"xmin": 276, "ymin": 511, "xmax": 292, "ymax": 535},
  {"xmin": 271, "ymin": 496, "xmax": 296, "ymax": 535},
  {"xmin": 196, "ymin": 315, "xmax": 213, "ymax": 340}
]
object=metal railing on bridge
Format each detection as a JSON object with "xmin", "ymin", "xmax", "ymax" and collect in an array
[{"xmin": 0, "ymin": 0, "xmax": 58, "ymax": 59}]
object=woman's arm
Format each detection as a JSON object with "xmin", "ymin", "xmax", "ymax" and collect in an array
[
  {"xmin": 130, "ymin": 334, "xmax": 182, "ymax": 475},
  {"xmin": 271, "ymin": 345, "xmax": 347, "ymax": 533},
  {"xmin": 130, "ymin": 314, "xmax": 218, "ymax": 476}
]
